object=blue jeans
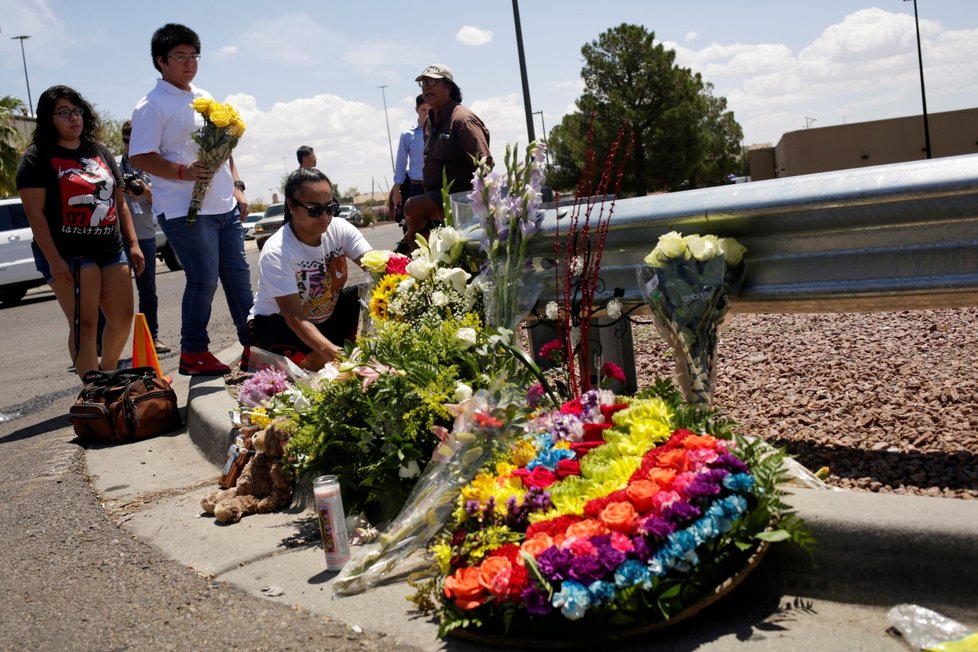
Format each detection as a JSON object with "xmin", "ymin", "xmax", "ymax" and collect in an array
[
  {"xmin": 159, "ymin": 208, "xmax": 253, "ymax": 353},
  {"xmin": 133, "ymin": 237, "xmax": 159, "ymax": 339}
]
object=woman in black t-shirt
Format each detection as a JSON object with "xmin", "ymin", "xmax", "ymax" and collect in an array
[{"xmin": 16, "ymin": 85, "xmax": 144, "ymax": 379}]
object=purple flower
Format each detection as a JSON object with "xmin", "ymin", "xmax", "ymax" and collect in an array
[
  {"xmin": 641, "ymin": 516, "xmax": 676, "ymax": 541},
  {"xmin": 684, "ymin": 479, "xmax": 722, "ymax": 501},
  {"xmin": 567, "ymin": 555, "xmax": 605, "ymax": 585},
  {"xmin": 594, "ymin": 544, "xmax": 626, "ymax": 573},
  {"xmin": 663, "ymin": 501, "xmax": 702, "ymax": 526},
  {"xmin": 630, "ymin": 535, "xmax": 654, "ymax": 562},
  {"xmin": 522, "ymin": 585, "xmax": 554, "ymax": 616},
  {"xmin": 537, "ymin": 546, "xmax": 573, "ymax": 582},
  {"xmin": 713, "ymin": 453, "xmax": 748, "ymax": 474}
]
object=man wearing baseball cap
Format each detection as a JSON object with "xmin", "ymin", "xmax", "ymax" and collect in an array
[{"xmin": 398, "ymin": 63, "xmax": 492, "ymax": 253}]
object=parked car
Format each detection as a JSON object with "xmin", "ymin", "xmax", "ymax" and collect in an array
[
  {"xmin": 0, "ymin": 197, "xmax": 45, "ymax": 305},
  {"xmin": 254, "ymin": 203, "xmax": 286, "ymax": 250},
  {"xmin": 243, "ymin": 210, "xmax": 264, "ymax": 240},
  {"xmin": 336, "ymin": 204, "xmax": 363, "ymax": 226},
  {"xmin": 153, "ymin": 215, "xmax": 183, "ymax": 271}
]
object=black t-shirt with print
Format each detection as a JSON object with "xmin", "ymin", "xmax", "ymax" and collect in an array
[{"xmin": 16, "ymin": 142, "xmax": 124, "ymax": 260}]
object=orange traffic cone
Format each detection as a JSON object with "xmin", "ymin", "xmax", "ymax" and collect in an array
[{"xmin": 132, "ymin": 313, "xmax": 171, "ymax": 382}]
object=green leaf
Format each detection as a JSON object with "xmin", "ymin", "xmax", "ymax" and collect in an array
[{"xmin": 755, "ymin": 529, "xmax": 791, "ymax": 543}]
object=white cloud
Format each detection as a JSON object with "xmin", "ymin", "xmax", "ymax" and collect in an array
[
  {"xmin": 455, "ymin": 25, "xmax": 493, "ymax": 46},
  {"xmin": 217, "ymin": 45, "xmax": 239, "ymax": 56},
  {"xmin": 684, "ymin": 31, "xmax": 698, "ymax": 43}
]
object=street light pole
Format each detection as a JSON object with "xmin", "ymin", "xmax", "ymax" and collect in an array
[
  {"xmin": 905, "ymin": 0, "xmax": 932, "ymax": 159},
  {"xmin": 511, "ymin": 0, "xmax": 535, "ymax": 144},
  {"xmin": 11, "ymin": 35, "xmax": 33, "ymax": 118},
  {"xmin": 378, "ymin": 85, "xmax": 395, "ymax": 173}
]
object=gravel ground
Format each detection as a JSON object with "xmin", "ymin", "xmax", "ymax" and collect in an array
[{"xmin": 631, "ymin": 307, "xmax": 978, "ymax": 500}]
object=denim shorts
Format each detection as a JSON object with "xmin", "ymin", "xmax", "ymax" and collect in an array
[{"xmin": 32, "ymin": 242, "xmax": 128, "ymax": 283}]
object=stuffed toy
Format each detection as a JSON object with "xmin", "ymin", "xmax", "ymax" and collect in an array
[{"xmin": 201, "ymin": 420, "xmax": 294, "ymax": 523}]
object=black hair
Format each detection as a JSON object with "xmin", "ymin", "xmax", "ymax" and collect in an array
[
  {"xmin": 150, "ymin": 23, "xmax": 201, "ymax": 73},
  {"xmin": 296, "ymin": 145, "xmax": 315, "ymax": 164},
  {"xmin": 415, "ymin": 94, "xmax": 425, "ymax": 107},
  {"xmin": 121, "ymin": 120, "xmax": 132, "ymax": 136},
  {"xmin": 30, "ymin": 85, "xmax": 101, "ymax": 152},
  {"xmin": 283, "ymin": 167, "xmax": 332, "ymax": 223},
  {"xmin": 448, "ymin": 81, "xmax": 462, "ymax": 103}
]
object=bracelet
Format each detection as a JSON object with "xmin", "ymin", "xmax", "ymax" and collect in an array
[{"xmin": 177, "ymin": 164, "xmax": 185, "ymax": 180}]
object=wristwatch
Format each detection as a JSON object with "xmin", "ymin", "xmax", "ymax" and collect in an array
[{"xmin": 233, "ymin": 180, "xmax": 246, "ymax": 191}]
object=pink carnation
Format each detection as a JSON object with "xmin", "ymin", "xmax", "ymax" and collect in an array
[
  {"xmin": 385, "ymin": 255, "xmax": 410, "ymax": 275},
  {"xmin": 601, "ymin": 362, "xmax": 626, "ymax": 383}
]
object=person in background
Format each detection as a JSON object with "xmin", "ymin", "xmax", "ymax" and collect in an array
[
  {"xmin": 119, "ymin": 120, "xmax": 170, "ymax": 354},
  {"xmin": 16, "ymin": 85, "xmax": 145, "ymax": 380},
  {"xmin": 247, "ymin": 167, "xmax": 373, "ymax": 372},
  {"xmin": 129, "ymin": 23, "xmax": 253, "ymax": 376},
  {"xmin": 399, "ymin": 64, "xmax": 492, "ymax": 253},
  {"xmin": 297, "ymin": 145, "xmax": 317, "ymax": 169},
  {"xmin": 391, "ymin": 94, "xmax": 429, "ymax": 233}
]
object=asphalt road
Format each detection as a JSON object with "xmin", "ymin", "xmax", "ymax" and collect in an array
[{"xmin": 0, "ymin": 221, "xmax": 417, "ymax": 651}]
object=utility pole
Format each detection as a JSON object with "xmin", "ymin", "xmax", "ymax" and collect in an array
[
  {"xmin": 11, "ymin": 35, "xmax": 33, "ymax": 117},
  {"xmin": 905, "ymin": 0, "xmax": 932, "ymax": 158},
  {"xmin": 378, "ymin": 85, "xmax": 395, "ymax": 173},
  {"xmin": 512, "ymin": 0, "xmax": 535, "ymax": 143}
]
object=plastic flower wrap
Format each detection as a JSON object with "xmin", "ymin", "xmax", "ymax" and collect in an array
[
  {"xmin": 468, "ymin": 141, "xmax": 546, "ymax": 332},
  {"xmin": 187, "ymin": 98, "xmax": 246, "ymax": 227},
  {"xmin": 408, "ymin": 386, "xmax": 810, "ymax": 641},
  {"xmin": 334, "ymin": 390, "xmax": 527, "ymax": 595},
  {"xmin": 636, "ymin": 232, "xmax": 746, "ymax": 409}
]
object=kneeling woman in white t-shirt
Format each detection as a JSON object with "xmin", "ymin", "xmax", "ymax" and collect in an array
[{"xmin": 247, "ymin": 168, "xmax": 373, "ymax": 371}]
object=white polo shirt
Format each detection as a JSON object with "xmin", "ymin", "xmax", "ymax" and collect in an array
[{"xmin": 129, "ymin": 79, "xmax": 235, "ymax": 219}]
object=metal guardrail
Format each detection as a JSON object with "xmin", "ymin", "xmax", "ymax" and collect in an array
[{"xmin": 520, "ymin": 153, "xmax": 978, "ymax": 314}]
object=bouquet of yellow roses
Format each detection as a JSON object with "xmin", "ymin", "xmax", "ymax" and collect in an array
[{"xmin": 187, "ymin": 98, "xmax": 246, "ymax": 227}]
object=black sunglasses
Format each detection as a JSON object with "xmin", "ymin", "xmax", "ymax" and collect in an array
[{"xmin": 292, "ymin": 199, "xmax": 340, "ymax": 218}]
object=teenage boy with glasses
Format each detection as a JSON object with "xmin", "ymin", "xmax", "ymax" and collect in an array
[{"xmin": 129, "ymin": 23, "xmax": 253, "ymax": 376}]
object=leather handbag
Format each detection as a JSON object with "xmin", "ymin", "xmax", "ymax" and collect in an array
[{"xmin": 69, "ymin": 367, "xmax": 182, "ymax": 444}]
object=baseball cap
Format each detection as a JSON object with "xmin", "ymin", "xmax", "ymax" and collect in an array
[{"xmin": 415, "ymin": 64, "xmax": 454, "ymax": 83}]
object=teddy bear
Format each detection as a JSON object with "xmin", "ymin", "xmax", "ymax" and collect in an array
[{"xmin": 201, "ymin": 420, "xmax": 294, "ymax": 523}]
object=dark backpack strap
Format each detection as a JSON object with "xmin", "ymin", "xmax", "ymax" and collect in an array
[{"xmin": 72, "ymin": 258, "xmax": 81, "ymax": 367}]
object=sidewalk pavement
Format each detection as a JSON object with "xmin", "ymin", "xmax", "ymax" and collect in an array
[{"xmin": 85, "ymin": 347, "xmax": 978, "ymax": 651}]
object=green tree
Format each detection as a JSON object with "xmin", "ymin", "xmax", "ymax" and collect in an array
[
  {"xmin": 547, "ymin": 24, "xmax": 743, "ymax": 196},
  {"xmin": 0, "ymin": 96, "xmax": 28, "ymax": 197},
  {"xmin": 97, "ymin": 113, "xmax": 125, "ymax": 156}
]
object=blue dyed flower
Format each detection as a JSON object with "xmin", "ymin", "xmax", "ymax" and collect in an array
[
  {"xmin": 723, "ymin": 473, "xmax": 755, "ymax": 493},
  {"xmin": 614, "ymin": 559, "xmax": 652, "ymax": 589},
  {"xmin": 588, "ymin": 580, "xmax": 616, "ymax": 606},
  {"xmin": 552, "ymin": 581, "xmax": 591, "ymax": 620}
]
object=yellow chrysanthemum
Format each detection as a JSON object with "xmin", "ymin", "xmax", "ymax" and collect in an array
[
  {"xmin": 246, "ymin": 407, "xmax": 272, "ymax": 430},
  {"xmin": 431, "ymin": 541, "xmax": 453, "ymax": 576},
  {"xmin": 552, "ymin": 440, "xmax": 571, "ymax": 451},
  {"xmin": 509, "ymin": 440, "xmax": 536, "ymax": 467},
  {"xmin": 460, "ymin": 472, "xmax": 499, "ymax": 505},
  {"xmin": 495, "ymin": 461, "xmax": 517, "ymax": 477}
]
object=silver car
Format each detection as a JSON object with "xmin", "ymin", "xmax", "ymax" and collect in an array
[{"xmin": 0, "ymin": 197, "xmax": 45, "ymax": 305}]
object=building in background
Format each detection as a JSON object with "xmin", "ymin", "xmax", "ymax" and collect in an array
[{"xmin": 749, "ymin": 107, "xmax": 978, "ymax": 180}]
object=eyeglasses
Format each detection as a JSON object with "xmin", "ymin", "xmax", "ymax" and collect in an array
[
  {"xmin": 54, "ymin": 108, "xmax": 84, "ymax": 120},
  {"xmin": 292, "ymin": 199, "xmax": 340, "ymax": 218},
  {"xmin": 417, "ymin": 78, "xmax": 442, "ymax": 88},
  {"xmin": 168, "ymin": 53, "xmax": 201, "ymax": 64}
]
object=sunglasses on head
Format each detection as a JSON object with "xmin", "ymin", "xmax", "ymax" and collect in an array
[{"xmin": 292, "ymin": 199, "xmax": 340, "ymax": 217}]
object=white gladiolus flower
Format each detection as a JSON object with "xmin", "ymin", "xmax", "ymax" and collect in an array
[
  {"xmin": 545, "ymin": 301, "xmax": 559, "ymax": 320},
  {"xmin": 606, "ymin": 298, "xmax": 622, "ymax": 320}
]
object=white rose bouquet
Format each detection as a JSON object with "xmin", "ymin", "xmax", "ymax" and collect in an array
[{"xmin": 636, "ymin": 231, "xmax": 746, "ymax": 409}]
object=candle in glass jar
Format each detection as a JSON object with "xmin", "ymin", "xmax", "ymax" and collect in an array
[{"xmin": 313, "ymin": 475, "xmax": 350, "ymax": 570}]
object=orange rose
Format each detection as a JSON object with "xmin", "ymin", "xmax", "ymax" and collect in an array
[
  {"xmin": 599, "ymin": 501, "xmax": 638, "ymax": 534},
  {"xmin": 626, "ymin": 479, "xmax": 658, "ymax": 512},
  {"xmin": 682, "ymin": 434, "xmax": 717, "ymax": 450},
  {"xmin": 521, "ymin": 532, "xmax": 554, "ymax": 559},
  {"xmin": 444, "ymin": 566, "xmax": 488, "ymax": 611},
  {"xmin": 565, "ymin": 518, "xmax": 608, "ymax": 540},
  {"xmin": 657, "ymin": 449, "xmax": 692, "ymax": 472},
  {"xmin": 647, "ymin": 467, "xmax": 677, "ymax": 489},
  {"xmin": 478, "ymin": 556, "xmax": 513, "ymax": 598}
]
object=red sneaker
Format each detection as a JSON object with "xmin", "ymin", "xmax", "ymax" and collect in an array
[{"xmin": 179, "ymin": 350, "xmax": 231, "ymax": 376}]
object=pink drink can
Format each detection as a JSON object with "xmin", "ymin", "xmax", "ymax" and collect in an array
[{"xmin": 313, "ymin": 475, "xmax": 350, "ymax": 570}]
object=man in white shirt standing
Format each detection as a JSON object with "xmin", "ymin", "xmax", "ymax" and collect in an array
[{"xmin": 129, "ymin": 23, "xmax": 253, "ymax": 376}]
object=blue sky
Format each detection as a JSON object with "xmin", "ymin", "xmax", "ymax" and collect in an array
[{"xmin": 2, "ymin": 1, "xmax": 976, "ymax": 203}]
